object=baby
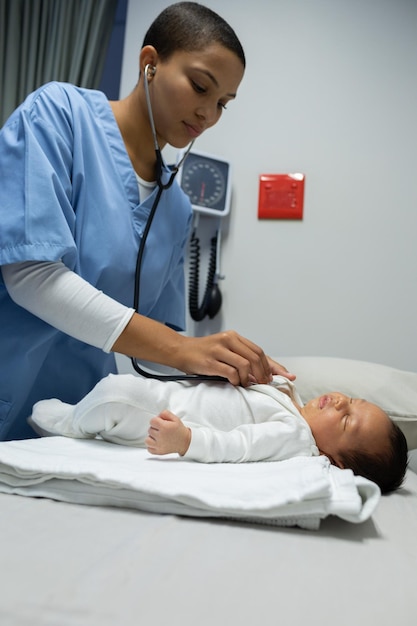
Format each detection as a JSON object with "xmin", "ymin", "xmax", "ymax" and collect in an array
[{"xmin": 29, "ymin": 373, "xmax": 408, "ymax": 494}]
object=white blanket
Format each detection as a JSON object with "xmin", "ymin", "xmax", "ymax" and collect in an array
[{"xmin": 0, "ymin": 437, "xmax": 380, "ymax": 530}]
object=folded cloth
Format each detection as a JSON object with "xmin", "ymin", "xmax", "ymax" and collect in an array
[{"xmin": 0, "ymin": 437, "xmax": 380, "ymax": 530}]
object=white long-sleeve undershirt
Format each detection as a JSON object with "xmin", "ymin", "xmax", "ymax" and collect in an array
[
  {"xmin": 2, "ymin": 261, "xmax": 135, "ymax": 352},
  {"xmin": 1, "ymin": 176, "xmax": 157, "ymax": 353}
]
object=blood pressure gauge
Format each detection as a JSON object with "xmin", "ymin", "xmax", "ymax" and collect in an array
[{"xmin": 178, "ymin": 150, "xmax": 232, "ymax": 217}]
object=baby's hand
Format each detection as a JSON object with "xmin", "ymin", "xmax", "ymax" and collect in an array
[{"xmin": 146, "ymin": 410, "xmax": 191, "ymax": 456}]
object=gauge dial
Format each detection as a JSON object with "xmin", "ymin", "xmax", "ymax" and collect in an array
[{"xmin": 179, "ymin": 151, "xmax": 231, "ymax": 216}]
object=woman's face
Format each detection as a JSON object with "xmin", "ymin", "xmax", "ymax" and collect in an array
[{"xmin": 146, "ymin": 43, "xmax": 245, "ymax": 149}]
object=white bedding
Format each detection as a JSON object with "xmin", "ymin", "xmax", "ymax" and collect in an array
[
  {"xmin": 0, "ymin": 436, "xmax": 380, "ymax": 530},
  {"xmin": 1, "ymin": 355, "xmax": 416, "ymax": 626}
]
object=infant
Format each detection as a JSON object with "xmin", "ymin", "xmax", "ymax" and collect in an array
[{"xmin": 29, "ymin": 373, "xmax": 408, "ymax": 493}]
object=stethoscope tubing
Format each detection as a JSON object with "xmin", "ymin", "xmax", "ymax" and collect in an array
[
  {"xmin": 130, "ymin": 181, "xmax": 226, "ymax": 382},
  {"xmin": 130, "ymin": 66, "xmax": 227, "ymax": 383}
]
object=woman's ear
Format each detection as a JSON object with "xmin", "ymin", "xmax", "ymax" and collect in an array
[{"xmin": 139, "ymin": 45, "xmax": 159, "ymax": 75}]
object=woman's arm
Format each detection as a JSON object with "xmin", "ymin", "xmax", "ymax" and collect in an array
[
  {"xmin": 113, "ymin": 313, "xmax": 279, "ymax": 386},
  {"xmin": 3, "ymin": 260, "xmax": 293, "ymax": 387},
  {"xmin": 2, "ymin": 261, "xmax": 135, "ymax": 351}
]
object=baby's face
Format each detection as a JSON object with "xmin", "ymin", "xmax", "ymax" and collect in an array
[{"xmin": 300, "ymin": 393, "xmax": 391, "ymax": 467}]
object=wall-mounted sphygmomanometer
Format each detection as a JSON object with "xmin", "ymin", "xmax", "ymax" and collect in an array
[
  {"xmin": 178, "ymin": 150, "xmax": 232, "ymax": 321},
  {"xmin": 178, "ymin": 150, "xmax": 232, "ymax": 217}
]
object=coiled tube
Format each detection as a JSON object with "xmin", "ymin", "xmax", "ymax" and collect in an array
[{"xmin": 188, "ymin": 232, "xmax": 220, "ymax": 321}]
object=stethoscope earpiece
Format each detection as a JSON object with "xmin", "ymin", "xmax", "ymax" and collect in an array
[{"xmin": 146, "ymin": 64, "xmax": 156, "ymax": 80}]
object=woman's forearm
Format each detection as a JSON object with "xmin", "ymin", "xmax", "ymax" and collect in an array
[
  {"xmin": 111, "ymin": 312, "xmax": 187, "ymax": 369},
  {"xmin": 112, "ymin": 314, "xmax": 276, "ymax": 386}
]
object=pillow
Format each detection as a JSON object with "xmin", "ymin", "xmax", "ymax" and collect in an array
[{"xmin": 275, "ymin": 356, "xmax": 417, "ymax": 451}]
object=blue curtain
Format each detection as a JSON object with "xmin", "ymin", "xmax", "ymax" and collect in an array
[{"xmin": 0, "ymin": 0, "xmax": 118, "ymax": 125}]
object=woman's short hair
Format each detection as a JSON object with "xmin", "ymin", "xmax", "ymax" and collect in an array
[{"xmin": 142, "ymin": 2, "xmax": 246, "ymax": 67}]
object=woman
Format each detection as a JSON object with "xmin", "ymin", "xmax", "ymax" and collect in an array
[{"xmin": 0, "ymin": 2, "xmax": 291, "ymax": 441}]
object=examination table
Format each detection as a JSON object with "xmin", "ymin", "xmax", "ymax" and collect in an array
[{"xmin": 1, "ymin": 356, "xmax": 416, "ymax": 626}]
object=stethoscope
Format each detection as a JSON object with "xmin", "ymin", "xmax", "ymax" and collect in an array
[{"xmin": 130, "ymin": 64, "xmax": 227, "ymax": 383}]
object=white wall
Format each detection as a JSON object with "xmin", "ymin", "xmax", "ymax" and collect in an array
[{"xmin": 120, "ymin": 0, "xmax": 417, "ymax": 372}]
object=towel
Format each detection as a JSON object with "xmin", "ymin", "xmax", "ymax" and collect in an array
[{"xmin": 0, "ymin": 437, "xmax": 380, "ymax": 530}]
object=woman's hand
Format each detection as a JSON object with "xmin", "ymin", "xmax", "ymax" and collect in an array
[
  {"xmin": 177, "ymin": 330, "xmax": 274, "ymax": 386},
  {"xmin": 177, "ymin": 332, "xmax": 296, "ymax": 386},
  {"xmin": 113, "ymin": 314, "xmax": 294, "ymax": 387},
  {"xmin": 266, "ymin": 356, "xmax": 296, "ymax": 381},
  {"xmin": 146, "ymin": 410, "xmax": 191, "ymax": 456}
]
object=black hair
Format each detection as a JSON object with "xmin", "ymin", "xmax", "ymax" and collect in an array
[
  {"xmin": 142, "ymin": 2, "xmax": 245, "ymax": 68},
  {"xmin": 338, "ymin": 421, "xmax": 408, "ymax": 494}
]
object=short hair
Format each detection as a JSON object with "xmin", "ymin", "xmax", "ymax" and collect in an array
[
  {"xmin": 338, "ymin": 421, "xmax": 408, "ymax": 494},
  {"xmin": 142, "ymin": 2, "xmax": 246, "ymax": 68}
]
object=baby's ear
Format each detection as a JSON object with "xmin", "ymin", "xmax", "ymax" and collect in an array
[{"xmin": 319, "ymin": 450, "xmax": 345, "ymax": 469}]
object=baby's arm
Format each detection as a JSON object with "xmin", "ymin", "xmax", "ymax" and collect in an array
[
  {"xmin": 178, "ymin": 420, "xmax": 317, "ymax": 463},
  {"xmin": 146, "ymin": 411, "xmax": 191, "ymax": 456}
]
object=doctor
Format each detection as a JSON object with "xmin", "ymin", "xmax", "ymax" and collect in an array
[{"xmin": 0, "ymin": 2, "xmax": 292, "ymax": 441}]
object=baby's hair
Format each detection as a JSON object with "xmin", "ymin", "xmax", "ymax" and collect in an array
[
  {"xmin": 338, "ymin": 421, "xmax": 408, "ymax": 494},
  {"xmin": 142, "ymin": 2, "xmax": 246, "ymax": 67}
]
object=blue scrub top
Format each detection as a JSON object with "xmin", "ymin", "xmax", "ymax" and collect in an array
[{"xmin": 0, "ymin": 82, "xmax": 193, "ymax": 440}]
